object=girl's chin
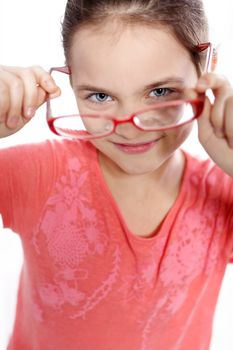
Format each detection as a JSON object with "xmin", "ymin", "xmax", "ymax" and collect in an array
[
  {"xmin": 116, "ymin": 162, "xmax": 164, "ymax": 175},
  {"xmin": 100, "ymin": 153, "xmax": 167, "ymax": 176},
  {"xmin": 95, "ymin": 139, "xmax": 181, "ymax": 175}
]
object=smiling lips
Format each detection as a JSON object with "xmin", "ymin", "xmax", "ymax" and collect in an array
[{"xmin": 112, "ymin": 137, "xmax": 163, "ymax": 154}]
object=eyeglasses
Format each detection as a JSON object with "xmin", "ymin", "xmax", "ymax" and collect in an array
[{"xmin": 46, "ymin": 42, "xmax": 213, "ymax": 140}]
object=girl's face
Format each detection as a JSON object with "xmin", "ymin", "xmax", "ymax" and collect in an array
[{"xmin": 69, "ymin": 22, "xmax": 198, "ymax": 175}]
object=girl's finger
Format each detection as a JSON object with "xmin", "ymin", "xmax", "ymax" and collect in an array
[
  {"xmin": 1, "ymin": 65, "xmax": 61, "ymax": 120},
  {"xmin": 196, "ymin": 73, "xmax": 233, "ymax": 135},
  {"xmin": 30, "ymin": 66, "xmax": 61, "ymax": 96},
  {"xmin": 197, "ymin": 96, "xmax": 212, "ymax": 144},
  {"xmin": 0, "ymin": 80, "xmax": 10, "ymax": 121},
  {"xmin": 4, "ymin": 65, "xmax": 59, "ymax": 95},
  {"xmin": 16, "ymin": 68, "xmax": 43, "ymax": 119},
  {"xmin": 0, "ymin": 70, "xmax": 24, "ymax": 129},
  {"xmin": 209, "ymin": 87, "xmax": 233, "ymax": 135},
  {"xmin": 196, "ymin": 73, "xmax": 231, "ymax": 94},
  {"xmin": 224, "ymin": 96, "xmax": 233, "ymax": 148}
]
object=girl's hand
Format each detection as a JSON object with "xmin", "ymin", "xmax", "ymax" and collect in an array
[
  {"xmin": 0, "ymin": 65, "xmax": 61, "ymax": 138},
  {"xmin": 196, "ymin": 73, "xmax": 233, "ymax": 177}
]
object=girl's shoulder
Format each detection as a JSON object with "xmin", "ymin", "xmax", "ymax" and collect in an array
[
  {"xmin": 183, "ymin": 150, "xmax": 233, "ymax": 201},
  {"xmin": 184, "ymin": 150, "xmax": 226, "ymax": 178},
  {"xmin": 0, "ymin": 138, "xmax": 96, "ymax": 166}
]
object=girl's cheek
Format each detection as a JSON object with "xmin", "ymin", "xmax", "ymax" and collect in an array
[{"xmin": 177, "ymin": 124, "xmax": 193, "ymax": 142}]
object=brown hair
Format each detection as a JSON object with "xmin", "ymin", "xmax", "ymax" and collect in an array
[{"xmin": 61, "ymin": 0, "xmax": 209, "ymax": 74}]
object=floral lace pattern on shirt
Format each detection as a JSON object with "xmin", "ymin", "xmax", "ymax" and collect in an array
[{"xmin": 31, "ymin": 156, "xmax": 121, "ymax": 319}]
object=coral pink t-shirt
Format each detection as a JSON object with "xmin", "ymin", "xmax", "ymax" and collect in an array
[{"xmin": 1, "ymin": 139, "xmax": 233, "ymax": 350}]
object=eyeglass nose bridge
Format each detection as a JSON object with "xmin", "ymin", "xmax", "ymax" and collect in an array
[
  {"xmin": 111, "ymin": 111, "xmax": 164, "ymax": 132},
  {"xmin": 109, "ymin": 113, "xmax": 147, "ymax": 138},
  {"xmin": 112, "ymin": 113, "xmax": 141, "ymax": 130}
]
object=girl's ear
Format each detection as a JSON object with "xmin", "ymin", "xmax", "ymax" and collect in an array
[{"xmin": 211, "ymin": 47, "xmax": 218, "ymax": 72}]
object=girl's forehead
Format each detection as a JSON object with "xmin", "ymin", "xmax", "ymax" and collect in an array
[
  {"xmin": 71, "ymin": 22, "xmax": 188, "ymax": 58},
  {"xmin": 70, "ymin": 23, "xmax": 197, "ymax": 87}
]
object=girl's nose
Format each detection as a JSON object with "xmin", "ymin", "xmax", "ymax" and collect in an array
[
  {"xmin": 114, "ymin": 120, "xmax": 144, "ymax": 139},
  {"xmin": 113, "ymin": 105, "xmax": 144, "ymax": 139}
]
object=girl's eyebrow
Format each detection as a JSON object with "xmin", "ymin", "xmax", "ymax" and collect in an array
[
  {"xmin": 75, "ymin": 77, "xmax": 185, "ymax": 94},
  {"xmin": 75, "ymin": 84, "xmax": 114, "ymax": 94},
  {"xmin": 145, "ymin": 77, "xmax": 186, "ymax": 90}
]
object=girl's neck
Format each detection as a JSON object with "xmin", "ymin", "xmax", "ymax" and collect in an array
[{"xmin": 98, "ymin": 150, "xmax": 185, "ymax": 196}]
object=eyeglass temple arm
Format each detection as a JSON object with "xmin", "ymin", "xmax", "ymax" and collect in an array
[{"xmin": 196, "ymin": 42, "xmax": 215, "ymax": 73}]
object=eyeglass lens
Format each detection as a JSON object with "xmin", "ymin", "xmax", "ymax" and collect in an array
[{"xmin": 52, "ymin": 102, "xmax": 196, "ymax": 139}]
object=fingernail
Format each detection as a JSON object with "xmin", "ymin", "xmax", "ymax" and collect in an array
[
  {"xmin": 26, "ymin": 107, "xmax": 36, "ymax": 119},
  {"xmin": 45, "ymin": 80, "xmax": 55, "ymax": 89},
  {"xmin": 8, "ymin": 116, "xmax": 20, "ymax": 128}
]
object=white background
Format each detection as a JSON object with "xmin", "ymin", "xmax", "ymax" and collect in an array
[{"xmin": 0, "ymin": 1, "xmax": 233, "ymax": 349}]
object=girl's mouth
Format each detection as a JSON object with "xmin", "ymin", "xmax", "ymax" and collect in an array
[{"xmin": 112, "ymin": 137, "xmax": 163, "ymax": 154}]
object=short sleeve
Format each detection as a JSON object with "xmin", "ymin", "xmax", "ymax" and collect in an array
[{"xmin": 0, "ymin": 140, "xmax": 58, "ymax": 236}]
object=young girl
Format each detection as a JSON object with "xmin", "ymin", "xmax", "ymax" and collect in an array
[{"xmin": 1, "ymin": 1, "xmax": 233, "ymax": 349}]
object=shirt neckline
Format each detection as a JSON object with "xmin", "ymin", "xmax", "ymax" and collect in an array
[{"xmin": 91, "ymin": 145, "xmax": 190, "ymax": 245}]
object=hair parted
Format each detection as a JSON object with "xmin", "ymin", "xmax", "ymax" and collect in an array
[{"xmin": 61, "ymin": 0, "xmax": 209, "ymax": 73}]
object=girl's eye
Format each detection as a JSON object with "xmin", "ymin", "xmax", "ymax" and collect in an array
[
  {"xmin": 88, "ymin": 93, "xmax": 113, "ymax": 103},
  {"xmin": 149, "ymin": 88, "xmax": 172, "ymax": 98}
]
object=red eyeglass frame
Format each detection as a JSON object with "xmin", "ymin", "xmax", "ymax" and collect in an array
[{"xmin": 46, "ymin": 42, "xmax": 213, "ymax": 139}]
